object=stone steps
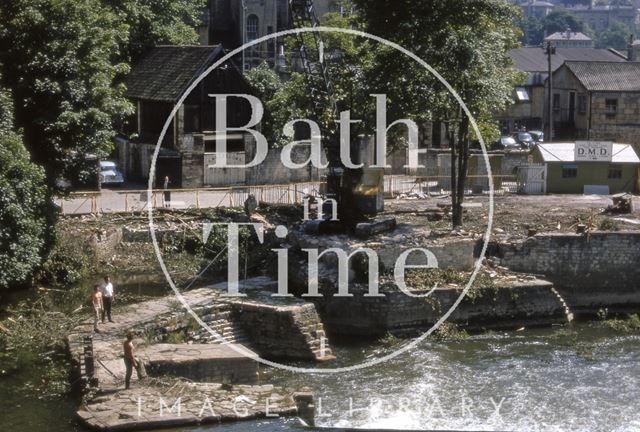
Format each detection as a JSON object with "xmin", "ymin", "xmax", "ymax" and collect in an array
[{"xmin": 190, "ymin": 307, "xmax": 250, "ymax": 345}]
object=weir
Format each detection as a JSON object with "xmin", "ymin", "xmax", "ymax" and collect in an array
[
  {"xmin": 66, "ymin": 280, "xmax": 327, "ymax": 430},
  {"xmin": 496, "ymin": 232, "xmax": 640, "ymax": 315}
]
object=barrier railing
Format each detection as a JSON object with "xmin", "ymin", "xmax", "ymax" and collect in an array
[{"xmin": 57, "ymin": 175, "xmax": 516, "ymax": 215}]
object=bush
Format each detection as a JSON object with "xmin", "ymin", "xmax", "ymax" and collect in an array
[
  {"xmin": 602, "ymin": 314, "xmax": 640, "ymax": 334},
  {"xmin": 599, "ymin": 218, "xmax": 620, "ymax": 231},
  {"xmin": 37, "ymin": 233, "xmax": 95, "ymax": 287},
  {"xmin": 0, "ymin": 293, "xmax": 83, "ymax": 398},
  {"xmin": 0, "ymin": 131, "xmax": 50, "ymax": 289}
]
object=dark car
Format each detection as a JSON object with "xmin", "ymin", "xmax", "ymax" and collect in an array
[
  {"xmin": 492, "ymin": 136, "xmax": 521, "ymax": 151},
  {"xmin": 511, "ymin": 132, "xmax": 535, "ymax": 149}
]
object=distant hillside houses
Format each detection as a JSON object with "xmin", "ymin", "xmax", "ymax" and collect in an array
[
  {"xmin": 566, "ymin": 3, "xmax": 637, "ymax": 34},
  {"xmin": 515, "ymin": 0, "xmax": 640, "ymax": 34}
]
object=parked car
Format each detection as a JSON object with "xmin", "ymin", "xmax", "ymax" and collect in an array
[
  {"xmin": 492, "ymin": 136, "xmax": 521, "ymax": 151},
  {"xmin": 528, "ymin": 130, "xmax": 544, "ymax": 144},
  {"xmin": 511, "ymin": 132, "xmax": 535, "ymax": 150},
  {"xmin": 99, "ymin": 160, "xmax": 124, "ymax": 186}
]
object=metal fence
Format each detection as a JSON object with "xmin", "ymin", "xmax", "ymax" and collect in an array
[{"xmin": 57, "ymin": 175, "xmax": 517, "ymax": 215}]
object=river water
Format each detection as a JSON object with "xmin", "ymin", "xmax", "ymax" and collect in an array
[{"xmin": 1, "ymin": 319, "xmax": 639, "ymax": 432}]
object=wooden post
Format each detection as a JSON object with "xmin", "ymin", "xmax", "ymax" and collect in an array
[
  {"xmin": 124, "ymin": 193, "xmax": 129, "ymax": 212},
  {"xmin": 196, "ymin": 190, "xmax": 200, "ymax": 209}
]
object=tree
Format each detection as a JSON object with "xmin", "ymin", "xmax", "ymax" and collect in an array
[
  {"xmin": 518, "ymin": 15, "xmax": 545, "ymax": 46},
  {"xmin": 244, "ymin": 62, "xmax": 288, "ymax": 147},
  {"xmin": 543, "ymin": 9, "xmax": 592, "ymax": 36},
  {"xmin": 0, "ymin": 0, "xmax": 205, "ymax": 189},
  {"xmin": 102, "ymin": 0, "xmax": 206, "ymax": 63},
  {"xmin": 248, "ymin": 5, "xmax": 378, "ymax": 148},
  {"xmin": 353, "ymin": 0, "xmax": 524, "ymax": 227},
  {"xmin": 0, "ymin": 129, "xmax": 49, "ymax": 290},
  {"xmin": 0, "ymin": 0, "xmax": 133, "ymax": 188},
  {"xmin": 596, "ymin": 21, "xmax": 631, "ymax": 49}
]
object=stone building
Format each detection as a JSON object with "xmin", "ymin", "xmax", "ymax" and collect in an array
[
  {"xmin": 200, "ymin": 0, "xmax": 343, "ymax": 70},
  {"xmin": 497, "ymin": 47, "xmax": 626, "ymax": 134},
  {"xmin": 119, "ymin": 45, "xmax": 253, "ymax": 188},
  {"xmin": 119, "ymin": 45, "xmax": 323, "ymax": 188},
  {"xmin": 551, "ymin": 60, "xmax": 640, "ymax": 144}
]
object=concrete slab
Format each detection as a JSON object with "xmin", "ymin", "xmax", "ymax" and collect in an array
[{"xmin": 141, "ymin": 343, "xmax": 259, "ymax": 384}]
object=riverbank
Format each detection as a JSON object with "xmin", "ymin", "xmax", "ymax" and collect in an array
[
  {"xmin": 65, "ymin": 280, "xmax": 331, "ymax": 431},
  {"xmin": 3, "ymin": 196, "xmax": 640, "ymax": 431}
]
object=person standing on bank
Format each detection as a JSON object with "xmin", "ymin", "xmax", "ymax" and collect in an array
[
  {"xmin": 123, "ymin": 330, "xmax": 145, "ymax": 389},
  {"xmin": 100, "ymin": 275, "xmax": 114, "ymax": 323},
  {"xmin": 163, "ymin": 175, "xmax": 171, "ymax": 208},
  {"xmin": 91, "ymin": 284, "xmax": 103, "ymax": 333}
]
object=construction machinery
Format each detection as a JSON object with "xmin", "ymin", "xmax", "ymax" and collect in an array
[{"xmin": 287, "ymin": 0, "xmax": 390, "ymax": 235}]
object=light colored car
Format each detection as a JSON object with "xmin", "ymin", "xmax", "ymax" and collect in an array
[
  {"xmin": 493, "ymin": 136, "xmax": 521, "ymax": 151},
  {"xmin": 99, "ymin": 160, "xmax": 124, "ymax": 186}
]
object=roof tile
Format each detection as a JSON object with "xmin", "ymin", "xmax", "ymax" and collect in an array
[
  {"xmin": 125, "ymin": 45, "xmax": 224, "ymax": 102},
  {"xmin": 564, "ymin": 61, "xmax": 640, "ymax": 92}
]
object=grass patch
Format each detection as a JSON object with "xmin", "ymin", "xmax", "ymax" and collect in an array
[
  {"xmin": 0, "ymin": 289, "xmax": 85, "ymax": 398},
  {"xmin": 600, "ymin": 314, "xmax": 640, "ymax": 334},
  {"xmin": 598, "ymin": 218, "xmax": 621, "ymax": 232},
  {"xmin": 431, "ymin": 322, "xmax": 469, "ymax": 342}
]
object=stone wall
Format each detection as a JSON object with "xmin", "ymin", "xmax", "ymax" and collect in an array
[
  {"xmin": 230, "ymin": 300, "xmax": 333, "ymax": 361},
  {"xmin": 245, "ymin": 144, "xmax": 324, "ymax": 186},
  {"xmin": 142, "ymin": 343, "xmax": 258, "ymax": 384},
  {"xmin": 589, "ymin": 92, "xmax": 640, "ymax": 149},
  {"xmin": 290, "ymin": 226, "xmax": 477, "ymax": 274},
  {"xmin": 501, "ymin": 151, "xmax": 530, "ymax": 176},
  {"xmin": 316, "ymin": 280, "xmax": 567, "ymax": 336},
  {"xmin": 498, "ymin": 232, "xmax": 640, "ymax": 314}
]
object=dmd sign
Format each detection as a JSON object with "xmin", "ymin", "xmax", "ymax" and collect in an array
[{"xmin": 575, "ymin": 141, "xmax": 613, "ymax": 162}]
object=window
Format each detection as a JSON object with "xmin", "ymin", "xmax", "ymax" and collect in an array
[
  {"xmin": 608, "ymin": 164, "xmax": 623, "ymax": 179},
  {"xmin": 577, "ymin": 94, "xmax": 587, "ymax": 114},
  {"xmin": 515, "ymin": 87, "xmax": 530, "ymax": 102},
  {"xmin": 605, "ymin": 98, "xmax": 618, "ymax": 117},
  {"xmin": 246, "ymin": 14, "xmax": 259, "ymax": 41},
  {"xmin": 562, "ymin": 164, "xmax": 578, "ymax": 178},
  {"xmin": 553, "ymin": 93, "xmax": 560, "ymax": 112}
]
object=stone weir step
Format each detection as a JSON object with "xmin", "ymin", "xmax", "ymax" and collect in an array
[
  {"xmin": 77, "ymin": 382, "xmax": 315, "ymax": 431},
  {"xmin": 191, "ymin": 305, "xmax": 251, "ymax": 345},
  {"xmin": 141, "ymin": 343, "xmax": 259, "ymax": 385},
  {"xmin": 66, "ymin": 279, "xmax": 334, "ymax": 393}
]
